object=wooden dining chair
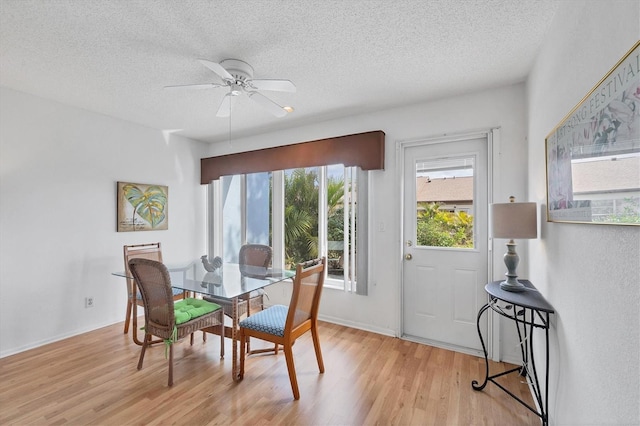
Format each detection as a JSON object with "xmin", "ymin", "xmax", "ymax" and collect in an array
[
  {"xmin": 123, "ymin": 242, "xmax": 187, "ymax": 345},
  {"xmin": 238, "ymin": 257, "xmax": 326, "ymax": 400},
  {"xmin": 204, "ymin": 244, "xmax": 273, "ymax": 356},
  {"xmin": 128, "ymin": 258, "xmax": 224, "ymax": 386}
]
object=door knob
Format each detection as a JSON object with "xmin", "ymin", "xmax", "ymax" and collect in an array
[{"xmin": 405, "ymin": 253, "xmax": 412, "ymax": 260}]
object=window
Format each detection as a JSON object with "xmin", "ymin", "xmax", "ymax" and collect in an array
[
  {"xmin": 415, "ymin": 156, "xmax": 475, "ymax": 249},
  {"xmin": 211, "ymin": 165, "xmax": 366, "ymax": 292}
]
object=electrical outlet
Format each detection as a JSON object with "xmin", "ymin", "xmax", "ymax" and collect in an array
[{"xmin": 85, "ymin": 297, "xmax": 94, "ymax": 308}]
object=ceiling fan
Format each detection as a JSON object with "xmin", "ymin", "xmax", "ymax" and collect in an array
[{"xmin": 165, "ymin": 59, "xmax": 296, "ymax": 118}]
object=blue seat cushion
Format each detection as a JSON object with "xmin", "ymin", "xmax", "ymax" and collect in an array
[
  {"xmin": 239, "ymin": 304, "xmax": 288, "ymax": 337},
  {"xmin": 174, "ymin": 298, "xmax": 221, "ymax": 325}
]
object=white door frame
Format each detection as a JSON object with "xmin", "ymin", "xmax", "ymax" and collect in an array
[{"xmin": 396, "ymin": 128, "xmax": 501, "ymax": 361}]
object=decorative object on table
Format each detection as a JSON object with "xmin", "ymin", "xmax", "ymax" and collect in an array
[
  {"xmin": 165, "ymin": 58, "xmax": 295, "ymax": 118},
  {"xmin": 117, "ymin": 181, "xmax": 168, "ymax": 232},
  {"xmin": 201, "ymin": 255, "xmax": 222, "ymax": 271},
  {"xmin": 491, "ymin": 196, "xmax": 537, "ymax": 292},
  {"xmin": 238, "ymin": 257, "xmax": 326, "ymax": 400},
  {"xmin": 545, "ymin": 40, "xmax": 639, "ymax": 226},
  {"xmin": 201, "ymin": 256, "xmax": 223, "ymax": 288},
  {"xmin": 202, "ymin": 271, "xmax": 223, "ymax": 288}
]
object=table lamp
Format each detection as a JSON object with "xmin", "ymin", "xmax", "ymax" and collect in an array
[{"xmin": 491, "ymin": 196, "xmax": 537, "ymax": 292}]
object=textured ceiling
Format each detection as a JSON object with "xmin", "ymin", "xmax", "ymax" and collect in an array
[{"xmin": 0, "ymin": 0, "xmax": 560, "ymax": 143}]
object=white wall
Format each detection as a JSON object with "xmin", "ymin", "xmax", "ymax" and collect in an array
[
  {"xmin": 527, "ymin": 1, "xmax": 640, "ymax": 424},
  {"xmin": 205, "ymin": 84, "xmax": 529, "ymax": 354},
  {"xmin": 0, "ymin": 87, "xmax": 209, "ymax": 357}
]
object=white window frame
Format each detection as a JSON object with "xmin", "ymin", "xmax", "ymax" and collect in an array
[{"xmin": 209, "ymin": 165, "xmax": 362, "ymax": 292}]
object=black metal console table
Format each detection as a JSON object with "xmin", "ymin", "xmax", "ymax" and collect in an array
[{"xmin": 472, "ymin": 280, "xmax": 554, "ymax": 425}]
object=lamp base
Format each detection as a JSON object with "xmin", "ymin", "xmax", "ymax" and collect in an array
[
  {"xmin": 500, "ymin": 277, "xmax": 526, "ymax": 292},
  {"xmin": 501, "ymin": 240, "xmax": 526, "ymax": 292}
]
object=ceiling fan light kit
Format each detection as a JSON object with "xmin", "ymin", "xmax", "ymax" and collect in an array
[{"xmin": 166, "ymin": 58, "xmax": 296, "ymax": 118}]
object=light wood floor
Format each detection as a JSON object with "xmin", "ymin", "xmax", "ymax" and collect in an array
[{"xmin": 0, "ymin": 320, "xmax": 539, "ymax": 425}]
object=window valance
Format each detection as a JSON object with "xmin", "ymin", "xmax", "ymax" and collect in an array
[{"xmin": 200, "ymin": 130, "xmax": 385, "ymax": 184}]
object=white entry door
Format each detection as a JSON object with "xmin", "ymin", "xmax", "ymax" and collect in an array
[{"xmin": 401, "ymin": 135, "xmax": 488, "ymax": 353}]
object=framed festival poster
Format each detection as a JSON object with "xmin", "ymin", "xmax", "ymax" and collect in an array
[{"xmin": 545, "ymin": 41, "xmax": 640, "ymax": 225}]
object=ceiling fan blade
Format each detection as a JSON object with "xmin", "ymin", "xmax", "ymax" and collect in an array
[
  {"xmin": 249, "ymin": 79, "xmax": 296, "ymax": 93},
  {"xmin": 247, "ymin": 91, "xmax": 287, "ymax": 117},
  {"xmin": 164, "ymin": 83, "xmax": 224, "ymax": 90},
  {"xmin": 216, "ymin": 93, "xmax": 232, "ymax": 117},
  {"xmin": 198, "ymin": 59, "xmax": 234, "ymax": 81}
]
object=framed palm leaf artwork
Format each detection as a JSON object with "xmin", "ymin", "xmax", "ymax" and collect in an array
[{"xmin": 117, "ymin": 181, "xmax": 168, "ymax": 232}]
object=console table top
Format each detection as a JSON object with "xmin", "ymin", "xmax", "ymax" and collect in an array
[{"xmin": 485, "ymin": 280, "xmax": 555, "ymax": 313}]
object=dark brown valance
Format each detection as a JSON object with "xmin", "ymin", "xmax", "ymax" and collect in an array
[{"xmin": 201, "ymin": 130, "xmax": 385, "ymax": 183}]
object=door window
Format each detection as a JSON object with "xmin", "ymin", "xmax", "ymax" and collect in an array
[{"xmin": 415, "ymin": 156, "xmax": 475, "ymax": 249}]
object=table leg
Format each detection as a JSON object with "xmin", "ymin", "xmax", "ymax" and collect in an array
[
  {"xmin": 245, "ymin": 294, "xmax": 251, "ymax": 354},
  {"xmin": 473, "ymin": 301, "xmax": 549, "ymax": 425},
  {"xmin": 544, "ymin": 313, "xmax": 550, "ymax": 425},
  {"xmin": 231, "ymin": 296, "xmax": 240, "ymax": 381},
  {"xmin": 472, "ymin": 302, "xmax": 492, "ymax": 390}
]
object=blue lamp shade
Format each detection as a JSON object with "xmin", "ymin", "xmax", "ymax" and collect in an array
[{"xmin": 491, "ymin": 200, "xmax": 537, "ymax": 292}]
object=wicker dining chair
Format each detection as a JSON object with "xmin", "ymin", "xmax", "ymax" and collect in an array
[
  {"xmin": 128, "ymin": 258, "xmax": 224, "ymax": 386},
  {"xmin": 238, "ymin": 257, "xmax": 326, "ymax": 400},
  {"xmin": 123, "ymin": 243, "xmax": 187, "ymax": 345},
  {"xmin": 204, "ymin": 244, "xmax": 272, "ymax": 356}
]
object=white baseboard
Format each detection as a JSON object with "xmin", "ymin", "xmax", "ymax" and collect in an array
[
  {"xmin": 317, "ymin": 313, "xmax": 396, "ymax": 338},
  {"xmin": 401, "ymin": 333, "xmax": 484, "ymax": 358}
]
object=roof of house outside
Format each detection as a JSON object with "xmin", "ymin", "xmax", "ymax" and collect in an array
[
  {"xmin": 416, "ymin": 176, "xmax": 474, "ymax": 204},
  {"xmin": 572, "ymin": 156, "xmax": 640, "ymax": 193}
]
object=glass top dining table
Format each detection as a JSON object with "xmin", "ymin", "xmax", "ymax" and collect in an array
[
  {"xmin": 114, "ymin": 260, "xmax": 293, "ymax": 298},
  {"xmin": 113, "ymin": 258, "xmax": 294, "ymax": 380}
]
